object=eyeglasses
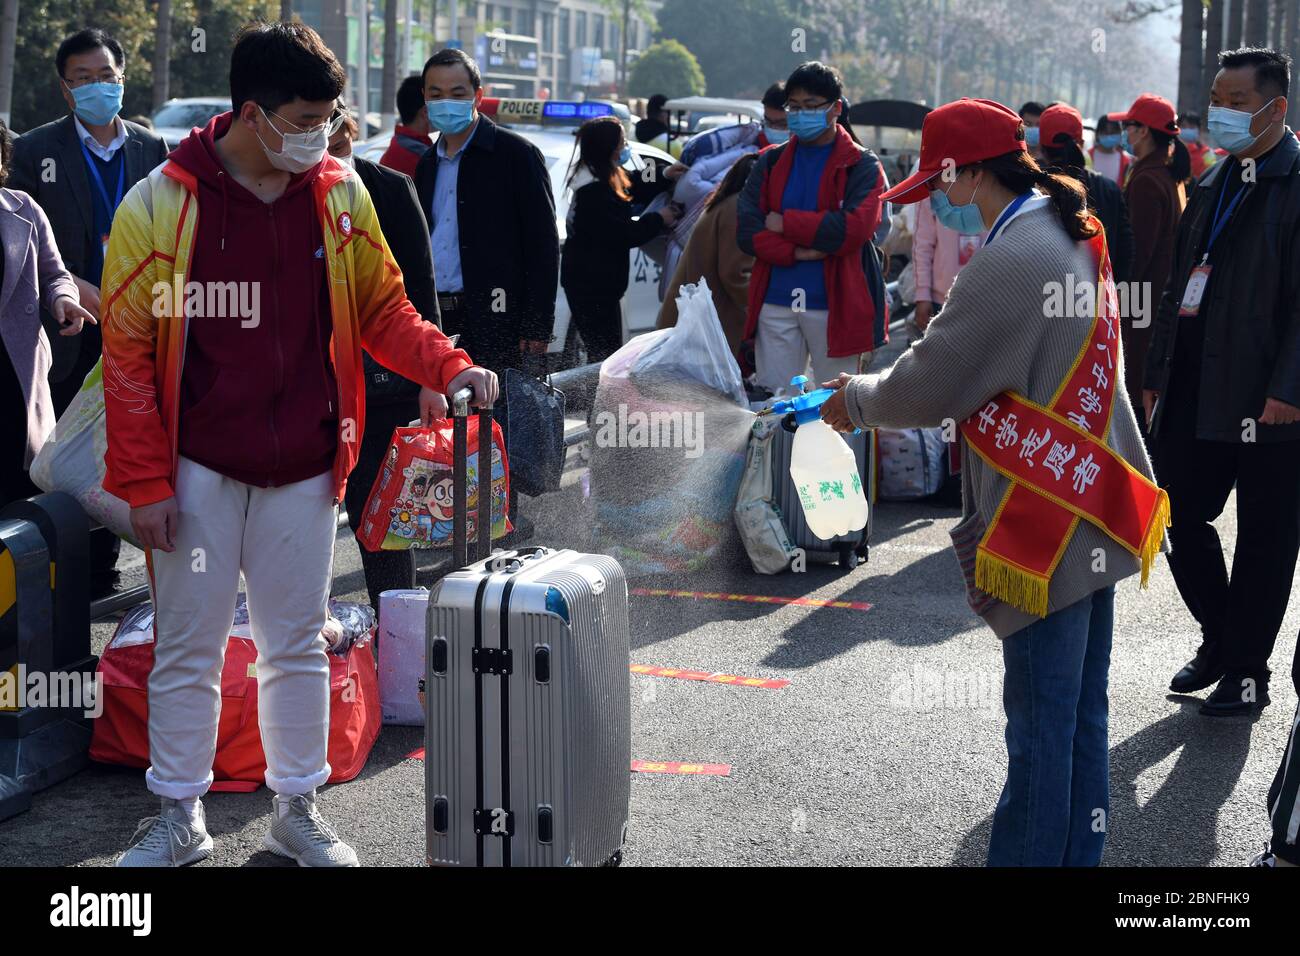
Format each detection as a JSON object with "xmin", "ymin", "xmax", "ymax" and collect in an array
[
  {"xmin": 264, "ymin": 105, "xmax": 348, "ymax": 137},
  {"xmin": 784, "ymin": 101, "xmax": 832, "ymax": 115},
  {"xmin": 63, "ymin": 73, "xmax": 124, "ymax": 89}
]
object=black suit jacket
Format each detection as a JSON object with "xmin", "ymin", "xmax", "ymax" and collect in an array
[
  {"xmin": 413, "ymin": 116, "xmax": 559, "ymax": 344},
  {"xmin": 9, "ymin": 113, "xmax": 169, "ymax": 382},
  {"xmin": 353, "ymin": 155, "xmax": 440, "ymax": 405}
]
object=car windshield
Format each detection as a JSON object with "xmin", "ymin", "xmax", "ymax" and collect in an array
[{"xmin": 152, "ymin": 102, "xmax": 227, "ymax": 129}]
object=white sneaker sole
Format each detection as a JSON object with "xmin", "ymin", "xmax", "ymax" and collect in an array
[
  {"xmin": 263, "ymin": 832, "xmax": 359, "ymax": 867},
  {"xmin": 116, "ymin": 833, "xmax": 214, "ymax": 868}
]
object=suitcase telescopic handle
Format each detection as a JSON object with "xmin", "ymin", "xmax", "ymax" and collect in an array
[{"xmin": 450, "ymin": 386, "xmax": 495, "ymax": 568}]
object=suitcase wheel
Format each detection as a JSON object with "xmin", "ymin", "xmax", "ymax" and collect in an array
[
  {"xmin": 838, "ymin": 547, "xmax": 859, "ymax": 571},
  {"xmin": 601, "ymin": 849, "xmax": 624, "ymax": 867},
  {"xmin": 855, "ymin": 543, "xmax": 869, "ymax": 562}
]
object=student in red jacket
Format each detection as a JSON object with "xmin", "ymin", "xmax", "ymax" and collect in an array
[
  {"xmin": 379, "ymin": 74, "xmax": 433, "ymax": 178},
  {"xmin": 736, "ymin": 61, "xmax": 887, "ymax": 395}
]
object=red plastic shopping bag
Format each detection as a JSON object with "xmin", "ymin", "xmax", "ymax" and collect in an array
[{"xmin": 357, "ymin": 418, "xmax": 511, "ymax": 552}]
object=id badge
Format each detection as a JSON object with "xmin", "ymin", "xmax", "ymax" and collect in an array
[{"xmin": 1179, "ymin": 264, "xmax": 1211, "ymax": 317}]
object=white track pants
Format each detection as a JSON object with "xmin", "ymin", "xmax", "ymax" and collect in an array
[
  {"xmin": 145, "ymin": 457, "xmax": 337, "ymax": 799},
  {"xmin": 754, "ymin": 303, "xmax": 864, "ymax": 395}
]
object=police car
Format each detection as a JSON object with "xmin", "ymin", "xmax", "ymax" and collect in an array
[{"xmin": 355, "ymin": 98, "xmax": 675, "ymax": 370}]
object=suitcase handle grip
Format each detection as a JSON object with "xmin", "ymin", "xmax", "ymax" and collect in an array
[{"xmin": 451, "ymin": 390, "xmax": 495, "ymax": 568}]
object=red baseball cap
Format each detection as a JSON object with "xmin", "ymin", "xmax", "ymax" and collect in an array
[
  {"xmin": 1038, "ymin": 103, "xmax": 1084, "ymax": 149},
  {"xmin": 1107, "ymin": 93, "xmax": 1179, "ymax": 135},
  {"xmin": 881, "ymin": 98, "xmax": 1026, "ymax": 205}
]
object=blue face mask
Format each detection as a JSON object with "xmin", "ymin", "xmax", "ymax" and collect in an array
[
  {"xmin": 1025, "ymin": 126, "xmax": 1040, "ymax": 148},
  {"xmin": 1207, "ymin": 100, "xmax": 1276, "ymax": 154},
  {"xmin": 1178, "ymin": 128, "xmax": 1200, "ymax": 144},
  {"xmin": 787, "ymin": 106, "xmax": 831, "ymax": 141},
  {"xmin": 1097, "ymin": 133, "xmax": 1122, "ymax": 150},
  {"xmin": 67, "ymin": 81, "xmax": 123, "ymax": 127},
  {"xmin": 426, "ymin": 98, "xmax": 475, "ymax": 135},
  {"xmin": 930, "ymin": 177, "xmax": 985, "ymax": 235},
  {"xmin": 1120, "ymin": 128, "xmax": 1133, "ymax": 153},
  {"xmin": 763, "ymin": 123, "xmax": 790, "ymax": 145},
  {"xmin": 618, "ymin": 144, "xmax": 632, "ymax": 165}
]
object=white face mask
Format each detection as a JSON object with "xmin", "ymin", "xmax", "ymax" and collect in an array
[
  {"xmin": 256, "ymin": 105, "xmax": 330, "ymax": 173},
  {"xmin": 336, "ymin": 152, "xmax": 354, "ymax": 168}
]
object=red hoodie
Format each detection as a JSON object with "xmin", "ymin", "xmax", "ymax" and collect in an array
[{"xmin": 168, "ymin": 113, "xmax": 339, "ymax": 488}]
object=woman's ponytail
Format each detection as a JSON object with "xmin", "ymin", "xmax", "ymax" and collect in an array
[
  {"xmin": 974, "ymin": 150, "xmax": 1100, "ymax": 242},
  {"xmin": 1148, "ymin": 127, "xmax": 1192, "ymax": 182},
  {"xmin": 1169, "ymin": 135, "xmax": 1192, "ymax": 181},
  {"xmin": 1031, "ymin": 168, "xmax": 1099, "ymax": 241}
]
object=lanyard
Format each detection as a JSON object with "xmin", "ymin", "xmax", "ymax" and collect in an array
[
  {"xmin": 983, "ymin": 191, "xmax": 1034, "ymax": 246},
  {"xmin": 1203, "ymin": 169, "xmax": 1249, "ymax": 262},
  {"xmin": 80, "ymin": 140, "xmax": 126, "ymax": 218}
]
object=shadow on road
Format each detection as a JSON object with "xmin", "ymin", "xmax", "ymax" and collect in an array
[{"xmin": 950, "ymin": 698, "xmax": 1257, "ymax": 866}]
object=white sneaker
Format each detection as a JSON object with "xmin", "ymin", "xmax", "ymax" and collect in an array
[
  {"xmin": 116, "ymin": 798, "xmax": 214, "ymax": 867},
  {"xmin": 264, "ymin": 792, "xmax": 359, "ymax": 867}
]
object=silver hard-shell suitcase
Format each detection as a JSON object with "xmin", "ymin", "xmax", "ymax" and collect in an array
[{"xmin": 425, "ymin": 389, "xmax": 630, "ymax": 867}]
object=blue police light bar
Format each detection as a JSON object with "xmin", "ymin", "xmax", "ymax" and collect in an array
[{"xmin": 542, "ymin": 101, "xmax": 614, "ymax": 121}]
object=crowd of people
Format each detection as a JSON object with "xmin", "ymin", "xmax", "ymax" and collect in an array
[{"xmin": 0, "ymin": 16, "xmax": 1297, "ymax": 870}]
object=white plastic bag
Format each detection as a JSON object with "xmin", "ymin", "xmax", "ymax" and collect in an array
[
  {"xmin": 633, "ymin": 278, "xmax": 747, "ymax": 407},
  {"xmin": 29, "ymin": 360, "xmax": 137, "ymax": 546},
  {"xmin": 734, "ymin": 416, "xmax": 799, "ymax": 574}
]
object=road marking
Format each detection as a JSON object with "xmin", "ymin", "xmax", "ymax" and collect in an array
[
  {"xmin": 631, "ymin": 587, "xmax": 872, "ymax": 612},
  {"xmin": 631, "ymin": 760, "xmax": 731, "ymax": 776},
  {"xmin": 630, "ymin": 664, "xmax": 790, "ymax": 689},
  {"xmin": 408, "ymin": 748, "xmax": 732, "ymax": 777}
]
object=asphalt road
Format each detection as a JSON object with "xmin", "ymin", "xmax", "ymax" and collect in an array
[{"xmin": 2, "ymin": 357, "xmax": 1296, "ymax": 868}]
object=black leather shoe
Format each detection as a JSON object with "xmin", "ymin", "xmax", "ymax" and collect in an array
[
  {"xmin": 1169, "ymin": 644, "xmax": 1225, "ymax": 694},
  {"xmin": 1199, "ymin": 674, "xmax": 1270, "ymax": 716}
]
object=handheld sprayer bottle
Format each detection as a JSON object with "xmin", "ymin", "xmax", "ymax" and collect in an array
[{"xmin": 769, "ymin": 376, "xmax": 869, "ymax": 539}]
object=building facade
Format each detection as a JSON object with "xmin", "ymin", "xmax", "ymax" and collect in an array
[{"xmin": 295, "ymin": 0, "xmax": 662, "ymax": 114}]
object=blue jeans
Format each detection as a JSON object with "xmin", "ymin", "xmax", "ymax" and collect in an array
[{"xmin": 988, "ymin": 586, "xmax": 1114, "ymax": 867}]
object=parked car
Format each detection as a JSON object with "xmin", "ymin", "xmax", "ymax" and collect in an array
[{"xmin": 151, "ymin": 97, "xmax": 232, "ymax": 149}]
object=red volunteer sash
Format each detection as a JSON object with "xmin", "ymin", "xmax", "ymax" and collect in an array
[{"xmin": 958, "ymin": 222, "xmax": 1169, "ymax": 618}]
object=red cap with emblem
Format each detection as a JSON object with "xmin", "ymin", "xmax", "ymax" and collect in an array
[{"xmin": 882, "ymin": 98, "xmax": 1027, "ymax": 205}]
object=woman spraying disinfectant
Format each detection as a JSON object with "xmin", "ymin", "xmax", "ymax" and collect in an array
[{"xmin": 767, "ymin": 375, "xmax": 868, "ymax": 539}]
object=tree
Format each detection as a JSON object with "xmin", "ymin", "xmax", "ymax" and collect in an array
[
  {"xmin": 656, "ymin": 0, "xmax": 806, "ymax": 98},
  {"xmin": 1202, "ymin": 0, "xmax": 1223, "ymax": 115},
  {"xmin": 627, "ymin": 39, "xmax": 705, "ymax": 99},
  {"xmin": 598, "ymin": 0, "xmax": 656, "ymax": 94},
  {"xmin": 1177, "ymin": 0, "xmax": 1203, "ymax": 114},
  {"xmin": 381, "ymin": 0, "xmax": 398, "ymax": 129},
  {"xmin": 0, "ymin": 0, "xmax": 17, "ymax": 126},
  {"xmin": 1244, "ymin": 0, "xmax": 1269, "ymax": 43},
  {"xmin": 152, "ymin": 0, "xmax": 173, "ymax": 111}
]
